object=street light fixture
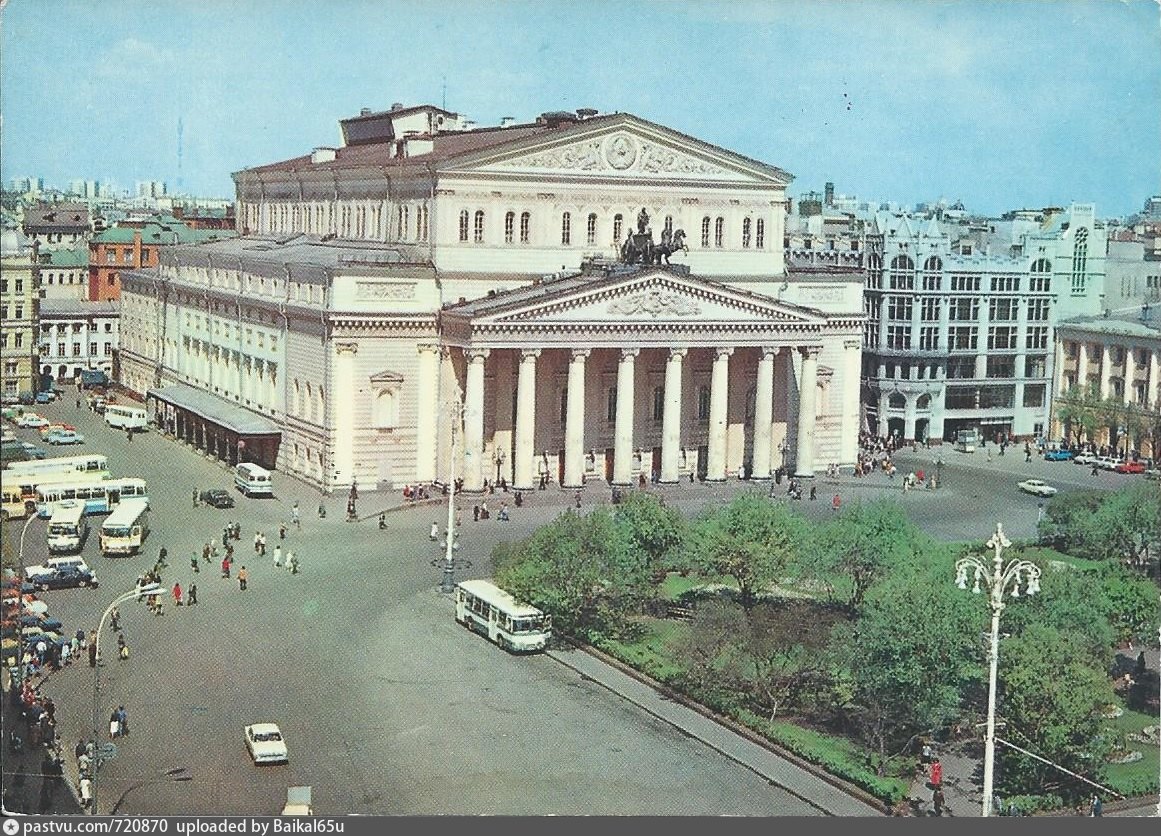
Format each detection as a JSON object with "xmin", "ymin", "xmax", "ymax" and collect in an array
[
  {"xmin": 90, "ymin": 583, "xmax": 161, "ymax": 815},
  {"xmin": 440, "ymin": 398, "xmax": 463, "ymax": 594},
  {"xmin": 954, "ymin": 523, "xmax": 1041, "ymax": 818},
  {"xmin": 492, "ymin": 446, "xmax": 505, "ymax": 487}
]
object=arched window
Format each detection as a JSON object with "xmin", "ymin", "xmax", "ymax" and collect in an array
[
  {"xmin": 561, "ymin": 212, "xmax": 571, "ymax": 245},
  {"xmin": 917, "ymin": 394, "xmax": 931, "ymax": 410},
  {"xmin": 923, "ymin": 256, "xmax": 942, "ymax": 290},
  {"xmin": 613, "ymin": 213, "xmax": 624, "ymax": 243},
  {"xmin": 889, "ymin": 255, "xmax": 914, "ymax": 289},
  {"xmin": 1071, "ymin": 229, "xmax": 1088, "ymax": 294},
  {"xmin": 1030, "ymin": 257, "xmax": 1051, "ymax": 291},
  {"xmin": 293, "ymin": 380, "xmax": 301, "ymax": 416},
  {"xmin": 756, "ymin": 218, "xmax": 765, "ymax": 249},
  {"xmin": 374, "ymin": 388, "xmax": 399, "ymax": 429},
  {"xmin": 504, "ymin": 211, "xmax": 515, "ymax": 244},
  {"xmin": 742, "ymin": 218, "xmax": 752, "ymax": 248},
  {"xmin": 473, "ymin": 210, "xmax": 485, "ymax": 243},
  {"xmin": 697, "ymin": 385, "xmax": 711, "ymax": 420},
  {"xmin": 458, "ymin": 210, "xmax": 469, "ymax": 242},
  {"xmin": 888, "ymin": 393, "xmax": 906, "ymax": 410},
  {"xmin": 559, "ymin": 388, "xmax": 568, "ymax": 424},
  {"xmin": 519, "ymin": 212, "xmax": 530, "ymax": 244},
  {"xmin": 701, "ymin": 216, "xmax": 711, "ymax": 247},
  {"xmin": 586, "ymin": 213, "xmax": 598, "ymax": 245},
  {"xmin": 714, "ymin": 217, "xmax": 724, "ymax": 248},
  {"xmin": 305, "ymin": 382, "xmax": 314, "ymax": 422}
]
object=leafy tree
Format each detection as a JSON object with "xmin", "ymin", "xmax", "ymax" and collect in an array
[
  {"xmin": 1055, "ymin": 386, "xmax": 1101, "ymax": 444},
  {"xmin": 1036, "ymin": 490, "xmax": 1104, "ymax": 552},
  {"xmin": 672, "ymin": 597, "xmax": 749, "ymax": 700},
  {"xmin": 1000, "ymin": 562, "xmax": 1116, "ymax": 660},
  {"xmin": 1085, "ymin": 482, "xmax": 1161, "ymax": 565},
  {"xmin": 997, "ymin": 624, "xmax": 1117, "ymax": 801},
  {"xmin": 683, "ymin": 492, "xmax": 806, "ymax": 609},
  {"xmin": 612, "ymin": 491, "xmax": 687, "ymax": 580},
  {"xmin": 805, "ymin": 499, "xmax": 927, "ymax": 612},
  {"xmin": 741, "ymin": 600, "xmax": 837, "ymax": 720},
  {"xmin": 829, "ymin": 564, "xmax": 984, "ymax": 770}
]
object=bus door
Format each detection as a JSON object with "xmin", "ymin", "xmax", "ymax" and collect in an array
[{"xmin": 108, "ymin": 488, "xmax": 120, "ymax": 506}]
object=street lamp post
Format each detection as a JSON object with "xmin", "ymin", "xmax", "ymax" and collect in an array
[
  {"xmin": 954, "ymin": 523, "xmax": 1041, "ymax": 817},
  {"xmin": 440, "ymin": 399, "xmax": 462, "ymax": 594},
  {"xmin": 493, "ymin": 447, "xmax": 505, "ymax": 487},
  {"xmin": 90, "ymin": 583, "xmax": 161, "ymax": 815}
]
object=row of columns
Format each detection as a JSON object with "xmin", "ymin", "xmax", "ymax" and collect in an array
[
  {"xmin": 1064, "ymin": 340, "xmax": 1161, "ymax": 409},
  {"xmin": 450, "ymin": 344, "xmax": 821, "ymax": 492}
]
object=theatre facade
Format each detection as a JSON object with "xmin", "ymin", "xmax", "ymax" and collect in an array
[{"xmin": 118, "ymin": 105, "xmax": 864, "ymax": 493}]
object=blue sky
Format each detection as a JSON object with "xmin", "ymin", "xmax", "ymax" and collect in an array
[{"xmin": 1, "ymin": 0, "xmax": 1158, "ymax": 217}]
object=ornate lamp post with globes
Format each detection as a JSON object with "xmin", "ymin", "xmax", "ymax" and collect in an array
[{"xmin": 954, "ymin": 522, "xmax": 1041, "ymax": 817}]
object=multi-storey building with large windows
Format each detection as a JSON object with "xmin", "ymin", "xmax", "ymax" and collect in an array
[
  {"xmin": 36, "ymin": 299, "xmax": 120, "ymax": 387},
  {"xmin": 118, "ymin": 104, "xmax": 865, "ymax": 492},
  {"xmin": 861, "ymin": 204, "xmax": 1107, "ymax": 443},
  {"xmin": 1, "ymin": 229, "xmax": 40, "ymax": 400}
]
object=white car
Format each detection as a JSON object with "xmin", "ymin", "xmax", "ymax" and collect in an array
[
  {"xmin": 1095, "ymin": 456, "xmax": 1123, "ymax": 471},
  {"xmin": 1072, "ymin": 452, "xmax": 1096, "ymax": 465},
  {"xmin": 45, "ymin": 429, "xmax": 85, "ymax": 445},
  {"xmin": 16, "ymin": 413, "xmax": 49, "ymax": 428},
  {"xmin": 1018, "ymin": 479, "xmax": 1059, "ymax": 498},
  {"xmin": 245, "ymin": 723, "xmax": 288, "ymax": 765}
]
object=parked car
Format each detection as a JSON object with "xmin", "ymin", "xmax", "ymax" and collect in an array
[
  {"xmin": 1018, "ymin": 479, "xmax": 1059, "ymax": 497},
  {"xmin": 199, "ymin": 489, "xmax": 236, "ymax": 509},
  {"xmin": 1114, "ymin": 461, "xmax": 1146, "ymax": 474},
  {"xmin": 15, "ymin": 413, "xmax": 49, "ymax": 428},
  {"xmin": 26, "ymin": 566, "xmax": 99, "ymax": 591},
  {"xmin": 45, "ymin": 429, "xmax": 85, "ymax": 445},
  {"xmin": 19, "ymin": 442, "xmax": 47, "ymax": 459},
  {"xmin": 39, "ymin": 422, "xmax": 76, "ymax": 439},
  {"xmin": 1072, "ymin": 452, "xmax": 1096, "ymax": 465},
  {"xmin": 1095, "ymin": 455, "xmax": 1124, "ymax": 471},
  {"xmin": 1144, "ymin": 468, "xmax": 1160, "ymax": 481},
  {"xmin": 1043, "ymin": 449, "xmax": 1074, "ymax": 461},
  {"xmin": 245, "ymin": 723, "xmax": 288, "ymax": 764},
  {"xmin": 34, "ymin": 391, "xmax": 57, "ymax": 404}
]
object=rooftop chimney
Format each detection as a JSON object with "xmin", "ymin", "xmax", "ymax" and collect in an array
[
  {"xmin": 390, "ymin": 102, "xmax": 404, "ymax": 111},
  {"xmin": 499, "ymin": 116, "xmax": 516, "ymax": 128},
  {"xmin": 360, "ymin": 108, "xmax": 372, "ymax": 116},
  {"xmin": 576, "ymin": 108, "xmax": 598, "ymax": 119}
]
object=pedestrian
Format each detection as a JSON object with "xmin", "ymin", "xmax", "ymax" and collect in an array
[
  {"xmin": 117, "ymin": 706, "xmax": 129, "ymax": 737},
  {"xmin": 809, "ymin": 485, "xmax": 817, "ymax": 501},
  {"xmin": 203, "ymin": 542, "xmax": 212, "ymax": 563},
  {"xmin": 473, "ymin": 504, "xmax": 480, "ymax": 522},
  {"xmin": 110, "ymin": 607, "xmax": 120, "ymax": 632},
  {"xmin": 222, "ymin": 527, "xmax": 230, "ymax": 547},
  {"xmin": 190, "ymin": 554, "xmax": 200, "ymax": 573},
  {"xmin": 187, "ymin": 584, "xmax": 197, "ymax": 605},
  {"xmin": 317, "ymin": 502, "xmax": 325, "ymax": 519},
  {"xmin": 287, "ymin": 551, "xmax": 298, "ymax": 574},
  {"xmin": 575, "ymin": 490, "xmax": 582, "ymax": 508},
  {"xmin": 221, "ymin": 555, "xmax": 232, "ymax": 578},
  {"xmin": 60, "ymin": 641, "xmax": 71, "ymax": 666},
  {"xmin": 126, "ymin": 428, "xmax": 133, "ymax": 443},
  {"xmin": 1090, "ymin": 795, "xmax": 1102, "ymax": 817},
  {"xmin": 88, "ymin": 642, "xmax": 97, "ymax": 668},
  {"xmin": 430, "ymin": 521, "xmax": 439, "ymax": 541},
  {"xmin": 238, "ymin": 565, "xmax": 248, "ymax": 591},
  {"xmin": 258, "ymin": 533, "xmax": 266, "ymax": 557},
  {"xmin": 929, "ymin": 758, "xmax": 942, "ymax": 788},
  {"xmin": 116, "ymin": 633, "xmax": 128, "ymax": 660},
  {"xmin": 279, "ymin": 522, "xmax": 287, "ymax": 541},
  {"xmin": 292, "ymin": 501, "xmax": 301, "ymax": 529},
  {"xmin": 832, "ymin": 493, "xmax": 841, "ymax": 512},
  {"xmin": 173, "ymin": 581, "xmax": 183, "ymax": 606},
  {"xmin": 192, "ymin": 489, "xmax": 199, "ymax": 508},
  {"xmin": 273, "ymin": 544, "xmax": 282, "ymax": 567},
  {"xmin": 932, "ymin": 787, "xmax": 945, "ymax": 817},
  {"xmin": 109, "ymin": 709, "xmax": 121, "ymax": 739}
]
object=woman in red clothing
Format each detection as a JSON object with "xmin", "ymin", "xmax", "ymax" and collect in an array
[{"xmin": 172, "ymin": 582, "xmax": 183, "ymax": 606}]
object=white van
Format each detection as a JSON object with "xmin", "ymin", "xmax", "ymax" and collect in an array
[
  {"xmin": 46, "ymin": 500, "xmax": 89, "ymax": 554},
  {"xmin": 234, "ymin": 462, "xmax": 273, "ymax": 497}
]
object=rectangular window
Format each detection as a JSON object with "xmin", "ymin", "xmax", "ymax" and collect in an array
[
  {"xmin": 105, "ymin": 251, "xmax": 115, "ymax": 265},
  {"xmin": 987, "ymin": 326, "xmax": 1018, "ymax": 350},
  {"xmin": 520, "ymin": 212, "xmax": 530, "ymax": 244},
  {"xmin": 948, "ymin": 327, "xmax": 978, "ymax": 351},
  {"xmin": 606, "ymin": 388, "xmax": 616, "ymax": 422},
  {"xmin": 949, "ymin": 299, "xmax": 978, "ymax": 321},
  {"xmin": 944, "ymin": 387, "xmax": 977, "ymax": 408},
  {"xmin": 89, "ymin": 342, "xmax": 97, "ymax": 355},
  {"xmin": 988, "ymin": 298, "xmax": 1017, "ymax": 322},
  {"xmin": 72, "ymin": 343, "xmax": 81, "ymax": 357},
  {"xmin": 504, "ymin": 212, "xmax": 515, "ymax": 244},
  {"xmin": 1025, "ymin": 326, "xmax": 1048, "ymax": 350},
  {"xmin": 57, "ymin": 342, "xmax": 65, "ymax": 356},
  {"xmin": 979, "ymin": 385, "xmax": 1015, "ymax": 408},
  {"xmin": 586, "ymin": 213, "xmax": 597, "ymax": 246},
  {"xmin": 886, "ymin": 325, "xmax": 911, "ymax": 349},
  {"xmin": 950, "ymin": 275, "xmax": 980, "ymax": 291},
  {"xmin": 919, "ymin": 327, "xmax": 939, "ymax": 350},
  {"xmin": 990, "ymin": 275, "xmax": 1019, "ymax": 292},
  {"xmin": 561, "ymin": 212, "xmax": 571, "ymax": 246},
  {"xmin": 920, "ymin": 298, "xmax": 941, "ymax": 321},
  {"xmin": 714, "ymin": 217, "xmax": 724, "ymax": 248},
  {"xmin": 887, "ymin": 296, "xmax": 912, "ymax": 321},
  {"xmin": 986, "ymin": 356, "xmax": 1015, "ymax": 378},
  {"xmin": 922, "ymin": 273, "xmax": 941, "ymax": 291},
  {"xmin": 756, "ymin": 218, "xmax": 765, "ymax": 249},
  {"xmin": 1026, "ymin": 299, "xmax": 1050, "ymax": 321},
  {"xmin": 1024, "ymin": 355, "xmax": 1047, "ymax": 378},
  {"xmin": 13, "ymin": 334, "xmax": 22, "ymax": 348},
  {"xmin": 123, "ymin": 250, "xmax": 134, "ymax": 264},
  {"xmin": 1029, "ymin": 274, "xmax": 1051, "ymax": 292}
]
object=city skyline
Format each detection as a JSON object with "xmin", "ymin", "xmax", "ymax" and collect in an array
[{"xmin": 1, "ymin": 0, "xmax": 1159, "ymax": 217}]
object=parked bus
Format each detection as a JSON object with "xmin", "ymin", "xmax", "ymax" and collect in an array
[
  {"xmin": 454, "ymin": 579, "xmax": 552, "ymax": 652},
  {"xmin": 46, "ymin": 500, "xmax": 89, "ymax": 554},
  {"xmin": 955, "ymin": 428, "xmax": 981, "ymax": 454},
  {"xmin": 234, "ymin": 462, "xmax": 273, "ymax": 497},
  {"xmin": 36, "ymin": 477, "xmax": 149, "ymax": 518},
  {"xmin": 104, "ymin": 404, "xmax": 148, "ymax": 432},
  {"xmin": 8, "ymin": 469, "xmax": 110, "ymax": 507},
  {"xmin": 5, "ymin": 453, "xmax": 108, "ymax": 480},
  {"xmin": 1, "ymin": 483, "xmax": 33, "ymax": 521},
  {"xmin": 99, "ymin": 498, "xmax": 150, "ymax": 556}
]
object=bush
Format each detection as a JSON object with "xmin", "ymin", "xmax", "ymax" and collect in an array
[{"xmin": 1001, "ymin": 793, "xmax": 1064, "ymax": 816}]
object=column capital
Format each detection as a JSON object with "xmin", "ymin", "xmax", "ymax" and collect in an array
[
  {"xmin": 843, "ymin": 339, "xmax": 862, "ymax": 351},
  {"xmin": 797, "ymin": 345, "xmax": 822, "ymax": 359},
  {"xmin": 570, "ymin": 348, "xmax": 591, "ymax": 361},
  {"xmin": 714, "ymin": 346, "xmax": 734, "ymax": 360},
  {"xmin": 760, "ymin": 346, "xmax": 779, "ymax": 360},
  {"xmin": 520, "ymin": 348, "xmax": 542, "ymax": 361},
  {"xmin": 620, "ymin": 347, "xmax": 640, "ymax": 360},
  {"xmin": 417, "ymin": 342, "xmax": 440, "ymax": 355},
  {"xmin": 467, "ymin": 347, "xmax": 491, "ymax": 363},
  {"xmin": 335, "ymin": 342, "xmax": 358, "ymax": 356},
  {"xmin": 669, "ymin": 347, "xmax": 689, "ymax": 360}
]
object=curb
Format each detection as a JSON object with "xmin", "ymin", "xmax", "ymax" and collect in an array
[{"xmin": 552, "ymin": 638, "xmax": 891, "ymax": 817}]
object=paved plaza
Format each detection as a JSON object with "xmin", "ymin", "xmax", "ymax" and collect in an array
[{"xmin": 3, "ymin": 396, "xmax": 1150, "ymax": 816}]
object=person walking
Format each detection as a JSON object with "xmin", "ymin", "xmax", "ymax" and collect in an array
[
  {"xmin": 191, "ymin": 553, "xmax": 200, "ymax": 573},
  {"xmin": 116, "ymin": 633, "xmax": 128, "ymax": 660},
  {"xmin": 273, "ymin": 544, "xmax": 282, "ymax": 568},
  {"xmin": 253, "ymin": 531, "xmax": 261, "ymax": 554},
  {"xmin": 258, "ymin": 533, "xmax": 266, "ymax": 557},
  {"xmin": 187, "ymin": 584, "xmax": 197, "ymax": 605},
  {"xmin": 1090, "ymin": 795, "xmax": 1102, "ymax": 817},
  {"xmin": 109, "ymin": 709, "xmax": 121, "ymax": 739},
  {"xmin": 172, "ymin": 582, "xmax": 183, "ymax": 607},
  {"xmin": 291, "ymin": 501, "xmax": 301, "ymax": 530},
  {"xmin": 110, "ymin": 607, "xmax": 120, "ymax": 632},
  {"xmin": 831, "ymin": 493, "xmax": 841, "ymax": 512},
  {"xmin": 430, "ymin": 521, "xmax": 439, "ymax": 541},
  {"xmin": 116, "ymin": 706, "xmax": 129, "ymax": 737},
  {"xmin": 286, "ymin": 551, "xmax": 298, "ymax": 574},
  {"xmin": 279, "ymin": 522, "xmax": 287, "ymax": 541},
  {"xmin": 192, "ymin": 489, "xmax": 199, "ymax": 509},
  {"xmin": 575, "ymin": 490, "xmax": 582, "ymax": 508},
  {"xmin": 929, "ymin": 757, "xmax": 942, "ymax": 788},
  {"xmin": 238, "ymin": 566, "xmax": 248, "ymax": 591},
  {"xmin": 221, "ymin": 555, "xmax": 232, "ymax": 579}
]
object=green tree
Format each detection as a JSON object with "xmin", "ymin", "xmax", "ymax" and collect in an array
[
  {"xmin": 684, "ymin": 492, "xmax": 806, "ymax": 609},
  {"xmin": 612, "ymin": 491, "xmax": 687, "ymax": 581},
  {"xmin": 805, "ymin": 499, "xmax": 926, "ymax": 612},
  {"xmin": 1055, "ymin": 386, "xmax": 1101, "ymax": 444},
  {"xmin": 1085, "ymin": 482, "xmax": 1161, "ymax": 565},
  {"xmin": 997, "ymin": 624, "xmax": 1116, "ymax": 801},
  {"xmin": 829, "ymin": 564, "xmax": 984, "ymax": 770},
  {"xmin": 740, "ymin": 600, "xmax": 835, "ymax": 720},
  {"xmin": 1037, "ymin": 490, "xmax": 1105, "ymax": 553}
]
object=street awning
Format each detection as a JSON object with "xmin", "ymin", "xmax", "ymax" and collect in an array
[{"xmin": 147, "ymin": 383, "xmax": 280, "ymax": 435}]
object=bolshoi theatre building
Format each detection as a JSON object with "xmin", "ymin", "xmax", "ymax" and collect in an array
[{"xmin": 118, "ymin": 105, "xmax": 865, "ymax": 494}]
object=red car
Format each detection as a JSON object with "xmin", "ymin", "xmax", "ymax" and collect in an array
[{"xmin": 1114, "ymin": 461, "xmax": 1145, "ymax": 474}]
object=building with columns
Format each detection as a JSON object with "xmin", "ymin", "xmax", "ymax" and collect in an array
[
  {"xmin": 861, "ymin": 204, "xmax": 1107, "ymax": 443},
  {"xmin": 117, "ymin": 104, "xmax": 863, "ymax": 493}
]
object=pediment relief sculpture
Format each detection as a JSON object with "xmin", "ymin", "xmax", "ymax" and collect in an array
[
  {"xmin": 493, "ymin": 132, "xmax": 729, "ymax": 177},
  {"xmin": 607, "ymin": 289, "xmax": 702, "ymax": 317}
]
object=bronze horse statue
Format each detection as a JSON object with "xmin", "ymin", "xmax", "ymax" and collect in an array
[{"xmin": 620, "ymin": 228, "xmax": 687, "ymax": 266}]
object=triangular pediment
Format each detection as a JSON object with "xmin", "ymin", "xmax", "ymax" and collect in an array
[
  {"xmin": 441, "ymin": 114, "xmax": 791, "ymax": 186},
  {"xmin": 466, "ymin": 270, "xmax": 826, "ymax": 328}
]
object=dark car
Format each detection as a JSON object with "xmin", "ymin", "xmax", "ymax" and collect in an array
[
  {"xmin": 27, "ymin": 566, "xmax": 99, "ymax": 591},
  {"xmin": 200, "ymin": 489, "xmax": 236, "ymax": 509}
]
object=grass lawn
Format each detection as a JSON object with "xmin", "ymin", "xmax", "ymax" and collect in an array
[
  {"xmin": 1103, "ymin": 706, "xmax": 1160, "ymax": 798},
  {"xmin": 659, "ymin": 572, "xmax": 734, "ymax": 600},
  {"xmin": 598, "ymin": 616, "xmax": 689, "ymax": 683}
]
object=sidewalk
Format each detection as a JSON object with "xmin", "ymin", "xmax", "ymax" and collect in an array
[{"xmin": 547, "ymin": 644, "xmax": 884, "ymax": 816}]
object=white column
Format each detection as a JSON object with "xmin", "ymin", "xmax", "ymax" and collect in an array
[
  {"xmin": 877, "ymin": 389, "xmax": 890, "ymax": 438},
  {"xmin": 1054, "ymin": 338, "xmax": 1067, "ymax": 394},
  {"xmin": 1077, "ymin": 341, "xmax": 1090, "ymax": 392},
  {"xmin": 840, "ymin": 339, "xmax": 861, "ymax": 464},
  {"xmin": 492, "ymin": 352, "xmax": 514, "ymax": 485},
  {"xmin": 414, "ymin": 343, "xmax": 439, "ymax": 483},
  {"xmin": 1099, "ymin": 342, "xmax": 1112, "ymax": 400},
  {"xmin": 334, "ymin": 343, "xmax": 357, "ymax": 487},
  {"xmin": 513, "ymin": 348, "xmax": 539, "ymax": 491},
  {"xmin": 563, "ymin": 349, "xmax": 588, "ymax": 488},
  {"xmin": 705, "ymin": 346, "xmax": 732, "ymax": 482},
  {"xmin": 1122, "ymin": 348, "xmax": 1134, "ymax": 405},
  {"xmin": 463, "ymin": 348, "xmax": 489, "ymax": 493},
  {"xmin": 795, "ymin": 346, "xmax": 819, "ymax": 478},
  {"xmin": 660, "ymin": 348, "xmax": 687, "ymax": 483},
  {"xmin": 1150, "ymin": 349, "xmax": 1161, "ymax": 410},
  {"xmin": 612, "ymin": 348, "xmax": 638, "ymax": 486},
  {"xmin": 904, "ymin": 395, "xmax": 917, "ymax": 441},
  {"xmin": 750, "ymin": 347, "xmax": 775, "ymax": 480}
]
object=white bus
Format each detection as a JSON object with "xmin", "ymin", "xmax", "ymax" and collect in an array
[
  {"xmin": 5, "ymin": 453, "xmax": 109, "ymax": 480},
  {"xmin": 234, "ymin": 462, "xmax": 273, "ymax": 497},
  {"xmin": 36, "ymin": 477, "xmax": 149, "ymax": 518},
  {"xmin": 455, "ymin": 579, "xmax": 552, "ymax": 653},
  {"xmin": 46, "ymin": 500, "xmax": 89, "ymax": 554},
  {"xmin": 104, "ymin": 404, "xmax": 148, "ymax": 432},
  {"xmin": 99, "ymin": 498, "xmax": 150, "ymax": 556},
  {"xmin": 9, "ymin": 469, "xmax": 109, "ymax": 510},
  {"xmin": 955, "ymin": 428, "xmax": 981, "ymax": 454}
]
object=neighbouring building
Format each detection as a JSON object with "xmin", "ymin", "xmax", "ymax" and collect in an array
[
  {"xmin": 36, "ymin": 299, "xmax": 120, "ymax": 388},
  {"xmin": 119, "ymin": 104, "xmax": 864, "ymax": 491},
  {"xmin": 1, "ymin": 229, "xmax": 40, "ymax": 399},
  {"xmin": 860, "ymin": 203, "xmax": 1107, "ymax": 443},
  {"xmin": 22, "ymin": 202, "xmax": 91, "ymax": 252},
  {"xmin": 36, "ymin": 247, "xmax": 89, "ymax": 301},
  {"xmin": 88, "ymin": 221, "xmax": 235, "ymax": 301}
]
